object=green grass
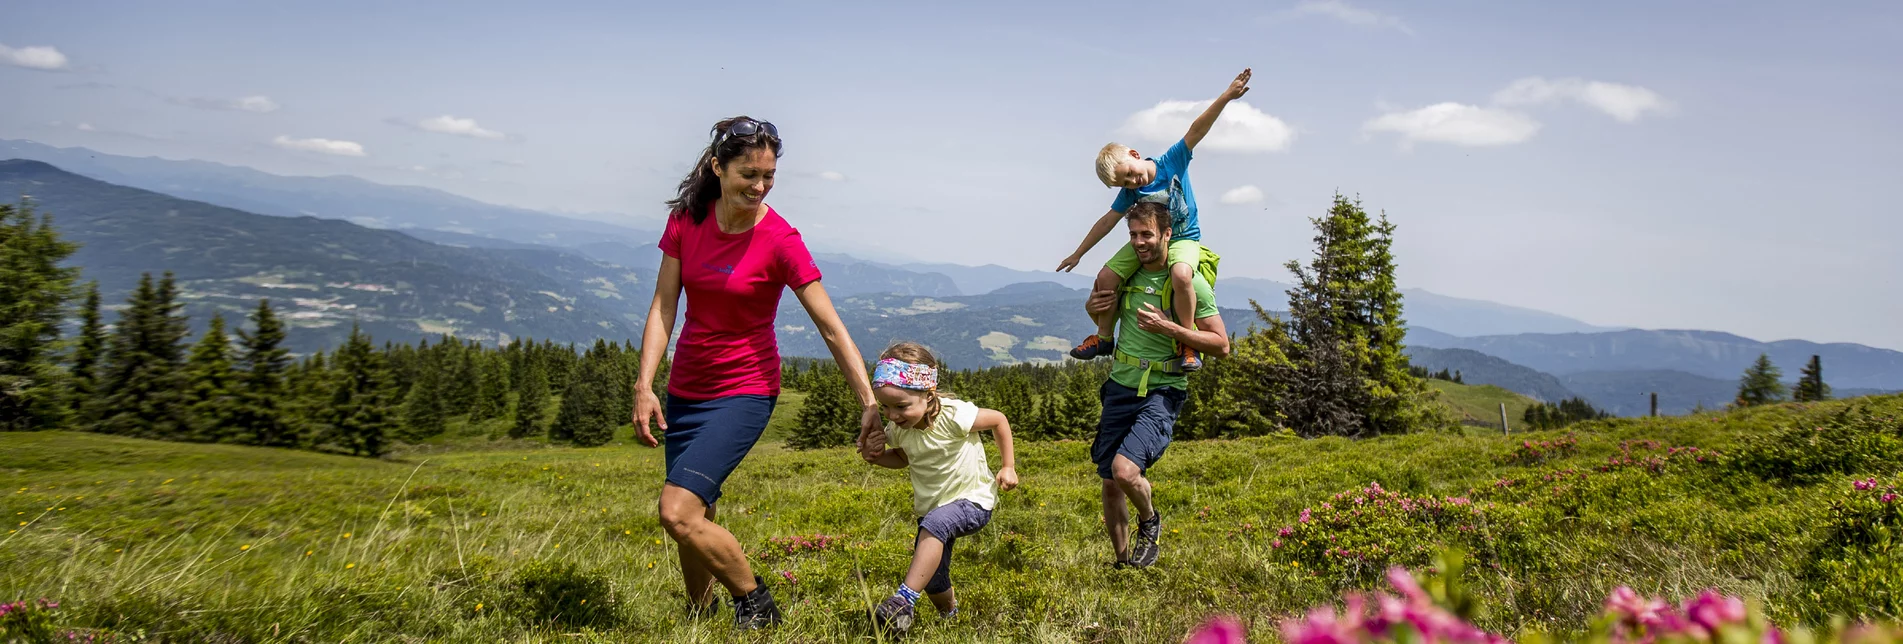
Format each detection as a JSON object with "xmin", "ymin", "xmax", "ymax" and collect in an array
[
  {"xmin": 1429, "ymin": 379, "xmax": 1538, "ymax": 429},
  {"xmin": 3, "ymin": 394, "xmax": 1899, "ymax": 642}
]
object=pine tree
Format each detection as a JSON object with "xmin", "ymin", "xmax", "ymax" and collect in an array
[
  {"xmin": 233, "ymin": 299, "xmax": 295, "ymax": 446},
  {"xmin": 0, "ymin": 202, "xmax": 81, "ymax": 431},
  {"xmin": 1056, "ymin": 369, "xmax": 1102, "ymax": 440},
  {"xmin": 1793, "ymin": 355, "xmax": 1831, "ymax": 402},
  {"xmin": 787, "ymin": 364, "xmax": 858, "ymax": 449},
  {"xmin": 438, "ymin": 337, "xmax": 477, "ymax": 417},
  {"xmin": 183, "ymin": 314, "xmax": 241, "ymax": 441},
  {"xmin": 510, "ymin": 356, "xmax": 549, "ymax": 439},
  {"xmin": 1735, "ymin": 353, "xmax": 1787, "ymax": 407},
  {"xmin": 69, "ymin": 281, "xmax": 106, "ymax": 422},
  {"xmin": 92, "ymin": 273, "xmax": 194, "ymax": 438},
  {"xmin": 1260, "ymin": 194, "xmax": 1451, "ymax": 437},
  {"xmin": 402, "ymin": 353, "xmax": 448, "ymax": 440},
  {"xmin": 553, "ymin": 348, "xmax": 617, "ymax": 447},
  {"xmin": 327, "ymin": 324, "xmax": 395, "ymax": 457},
  {"xmin": 470, "ymin": 351, "xmax": 511, "ymax": 422}
]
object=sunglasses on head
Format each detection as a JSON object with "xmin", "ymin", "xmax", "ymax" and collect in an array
[{"xmin": 717, "ymin": 118, "xmax": 778, "ymax": 145}]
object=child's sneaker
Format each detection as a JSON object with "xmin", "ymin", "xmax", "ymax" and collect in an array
[
  {"xmin": 731, "ymin": 576, "xmax": 782, "ymax": 630},
  {"xmin": 1070, "ymin": 335, "xmax": 1115, "ymax": 360},
  {"xmin": 1130, "ymin": 512, "xmax": 1162, "ymax": 568},
  {"xmin": 873, "ymin": 595, "xmax": 916, "ymax": 633},
  {"xmin": 1176, "ymin": 344, "xmax": 1202, "ymax": 372}
]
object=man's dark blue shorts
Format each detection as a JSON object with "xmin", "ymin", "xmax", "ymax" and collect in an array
[
  {"xmin": 1092, "ymin": 380, "xmax": 1185, "ymax": 480},
  {"xmin": 663, "ymin": 394, "xmax": 776, "ymax": 507}
]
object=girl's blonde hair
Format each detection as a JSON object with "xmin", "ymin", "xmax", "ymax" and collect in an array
[{"xmin": 879, "ymin": 341, "xmax": 957, "ymax": 429}]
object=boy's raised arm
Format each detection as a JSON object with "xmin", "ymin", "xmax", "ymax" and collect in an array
[
  {"xmin": 1183, "ymin": 68, "xmax": 1252, "ymax": 151},
  {"xmin": 1058, "ymin": 208, "xmax": 1126, "ymax": 273}
]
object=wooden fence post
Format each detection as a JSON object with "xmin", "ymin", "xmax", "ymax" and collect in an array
[{"xmin": 1500, "ymin": 403, "xmax": 1510, "ymax": 436}]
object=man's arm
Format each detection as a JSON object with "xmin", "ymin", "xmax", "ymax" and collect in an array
[
  {"xmin": 1058, "ymin": 208, "xmax": 1125, "ymax": 272},
  {"xmin": 1183, "ymin": 68, "xmax": 1252, "ymax": 151},
  {"xmin": 1134, "ymin": 304, "xmax": 1231, "ymax": 357}
]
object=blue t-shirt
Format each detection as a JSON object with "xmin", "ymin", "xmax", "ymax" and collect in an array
[{"xmin": 1109, "ymin": 138, "xmax": 1199, "ymax": 242}]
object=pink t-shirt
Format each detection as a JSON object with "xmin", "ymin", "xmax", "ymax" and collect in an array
[{"xmin": 658, "ymin": 205, "xmax": 823, "ymax": 400}]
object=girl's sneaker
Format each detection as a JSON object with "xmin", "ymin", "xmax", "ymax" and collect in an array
[{"xmin": 874, "ymin": 595, "xmax": 916, "ymax": 633}]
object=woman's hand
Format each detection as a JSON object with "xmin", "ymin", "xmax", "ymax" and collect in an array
[{"xmin": 633, "ymin": 389, "xmax": 665, "ymax": 448}]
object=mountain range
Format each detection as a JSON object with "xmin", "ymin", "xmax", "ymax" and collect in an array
[{"xmin": 5, "ymin": 139, "xmax": 1900, "ymax": 417}]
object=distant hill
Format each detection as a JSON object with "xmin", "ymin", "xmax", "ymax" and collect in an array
[
  {"xmin": 0, "ymin": 139, "xmax": 647, "ymax": 241},
  {"xmin": 1404, "ymin": 347, "xmax": 1579, "ymax": 403},
  {"xmin": 1556, "ymin": 370, "xmax": 1740, "ymax": 416},
  {"xmin": 2, "ymin": 159, "xmax": 646, "ymax": 352},
  {"xmin": 1407, "ymin": 329, "xmax": 1903, "ymax": 391}
]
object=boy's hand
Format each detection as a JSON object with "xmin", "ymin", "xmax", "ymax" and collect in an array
[
  {"xmin": 995, "ymin": 466, "xmax": 1019, "ymax": 492},
  {"xmin": 1057, "ymin": 253, "xmax": 1082, "ymax": 273},
  {"xmin": 1221, "ymin": 68, "xmax": 1252, "ymax": 102}
]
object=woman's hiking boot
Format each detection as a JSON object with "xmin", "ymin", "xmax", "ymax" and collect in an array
[
  {"xmin": 1130, "ymin": 512, "xmax": 1162, "ymax": 568},
  {"xmin": 731, "ymin": 576, "xmax": 782, "ymax": 630}
]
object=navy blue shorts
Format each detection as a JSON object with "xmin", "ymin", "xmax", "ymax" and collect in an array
[
  {"xmin": 1092, "ymin": 380, "xmax": 1185, "ymax": 480},
  {"xmin": 663, "ymin": 394, "xmax": 777, "ymax": 507},
  {"xmin": 916, "ymin": 499, "xmax": 992, "ymax": 594}
]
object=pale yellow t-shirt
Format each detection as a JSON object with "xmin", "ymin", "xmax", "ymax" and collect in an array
[{"xmin": 885, "ymin": 398, "xmax": 996, "ymax": 518}]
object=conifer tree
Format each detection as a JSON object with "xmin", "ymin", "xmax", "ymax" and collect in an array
[
  {"xmin": 470, "ymin": 351, "xmax": 511, "ymax": 422},
  {"xmin": 234, "ymin": 299, "xmax": 295, "ymax": 446},
  {"xmin": 1793, "ymin": 355, "xmax": 1831, "ymax": 402},
  {"xmin": 0, "ymin": 202, "xmax": 80, "ymax": 431},
  {"xmin": 328, "ymin": 324, "xmax": 394, "ymax": 457},
  {"xmin": 510, "ymin": 355, "xmax": 549, "ymax": 439},
  {"xmin": 92, "ymin": 273, "xmax": 193, "ymax": 438},
  {"xmin": 402, "ymin": 353, "xmax": 447, "ymax": 440},
  {"xmin": 1735, "ymin": 353, "xmax": 1787, "ymax": 408},
  {"xmin": 553, "ymin": 347, "xmax": 617, "ymax": 447},
  {"xmin": 69, "ymin": 281, "xmax": 106, "ymax": 422},
  {"xmin": 787, "ymin": 364, "xmax": 858, "ymax": 449},
  {"xmin": 184, "ymin": 314, "xmax": 241, "ymax": 441}
]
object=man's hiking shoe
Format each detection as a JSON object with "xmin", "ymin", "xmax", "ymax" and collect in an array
[
  {"xmin": 1071, "ymin": 335, "xmax": 1115, "ymax": 360},
  {"xmin": 1177, "ymin": 344, "xmax": 1202, "ymax": 372},
  {"xmin": 731, "ymin": 576, "xmax": 782, "ymax": 629},
  {"xmin": 873, "ymin": 595, "xmax": 916, "ymax": 634},
  {"xmin": 1130, "ymin": 512, "xmax": 1162, "ymax": 568}
]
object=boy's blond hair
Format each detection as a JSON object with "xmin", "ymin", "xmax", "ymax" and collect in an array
[{"xmin": 1096, "ymin": 143, "xmax": 1133, "ymax": 187}]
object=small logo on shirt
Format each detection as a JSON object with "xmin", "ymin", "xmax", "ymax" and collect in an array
[{"xmin": 701, "ymin": 262, "xmax": 736, "ymax": 274}]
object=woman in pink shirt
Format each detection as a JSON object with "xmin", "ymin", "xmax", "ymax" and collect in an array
[{"xmin": 631, "ymin": 116, "xmax": 879, "ymax": 630}]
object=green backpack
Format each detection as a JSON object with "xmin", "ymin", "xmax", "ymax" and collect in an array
[{"xmin": 1111, "ymin": 242, "xmax": 1221, "ymax": 396}]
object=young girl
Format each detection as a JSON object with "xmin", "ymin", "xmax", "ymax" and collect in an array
[{"xmin": 858, "ymin": 342, "xmax": 1018, "ymax": 634}]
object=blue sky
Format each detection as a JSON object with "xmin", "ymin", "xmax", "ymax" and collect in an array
[{"xmin": 3, "ymin": 0, "xmax": 1900, "ymax": 350}]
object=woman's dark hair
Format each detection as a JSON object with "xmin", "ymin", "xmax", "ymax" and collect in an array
[{"xmin": 666, "ymin": 115, "xmax": 784, "ymax": 224}]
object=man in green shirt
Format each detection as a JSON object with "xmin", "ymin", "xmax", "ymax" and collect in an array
[{"xmin": 1083, "ymin": 201, "xmax": 1231, "ymax": 569}]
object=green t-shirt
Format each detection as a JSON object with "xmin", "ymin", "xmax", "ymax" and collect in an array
[{"xmin": 1110, "ymin": 267, "xmax": 1218, "ymax": 392}]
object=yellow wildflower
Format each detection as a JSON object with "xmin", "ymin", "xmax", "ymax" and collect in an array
[
  {"xmin": 346, "ymin": 563, "xmax": 356, "ymax": 569},
  {"xmin": 240, "ymin": 544, "xmax": 251, "ymax": 551}
]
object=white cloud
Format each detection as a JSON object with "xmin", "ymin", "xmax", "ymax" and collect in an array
[
  {"xmin": 0, "ymin": 43, "xmax": 70, "ymax": 71},
  {"xmin": 818, "ymin": 171, "xmax": 847, "ymax": 181},
  {"xmin": 1119, "ymin": 100, "xmax": 1294, "ymax": 153},
  {"xmin": 1362, "ymin": 103, "xmax": 1542, "ymax": 148},
  {"xmin": 1274, "ymin": 0, "xmax": 1413, "ymax": 34},
  {"xmin": 1492, "ymin": 77, "xmax": 1671, "ymax": 122},
  {"xmin": 75, "ymin": 122, "xmax": 96, "ymax": 132},
  {"xmin": 413, "ymin": 115, "xmax": 508, "ymax": 140},
  {"xmin": 272, "ymin": 135, "xmax": 367, "ymax": 157},
  {"xmin": 173, "ymin": 95, "xmax": 281, "ymax": 113},
  {"xmin": 1220, "ymin": 185, "xmax": 1266, "ymax": 205}
]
